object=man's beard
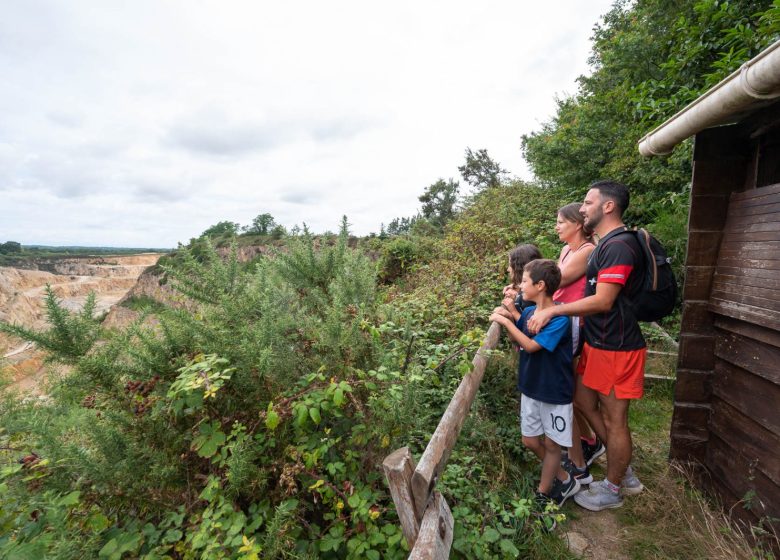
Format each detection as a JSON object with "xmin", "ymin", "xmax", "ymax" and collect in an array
[{"xmin": 583, "ymin": 207, "xmax": 603, "ymax": 231}]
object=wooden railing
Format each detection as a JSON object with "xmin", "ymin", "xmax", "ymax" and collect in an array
[{"xmin": 382, "ymin": 321, "xmax": 502, "ymax": 559}]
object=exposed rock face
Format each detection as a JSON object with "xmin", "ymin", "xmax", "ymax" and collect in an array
[{"xmin": 0, "ymin": 253, "xmax": 161, "ymax": 393}]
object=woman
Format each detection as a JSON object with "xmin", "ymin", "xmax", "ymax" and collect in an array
[
  {"xmin": 553, "ymin": 203, "xmax": 595, "ymax": 304},
  {"xmin": 552, "ymin": 203, "xmax": 606, "ymax": 484}
]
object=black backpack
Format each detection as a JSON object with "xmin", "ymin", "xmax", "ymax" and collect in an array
[{"xmin": 624, "ymin": 228, "xmax": 678, "ymax": 322}]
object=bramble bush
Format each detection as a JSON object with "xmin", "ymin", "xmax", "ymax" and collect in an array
[{"xmin": 0, "ymin": 213, "xmax": 557, "ymax": 559}]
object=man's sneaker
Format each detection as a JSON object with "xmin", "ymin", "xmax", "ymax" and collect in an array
[
  {"xmin": 550, "ymin": 475, "xmax": 581, "ymax": 506},
  {"xmin": 534, "ymin": 492, "xmax": 558, "ymax": 532},
  {"xmin": 620, "ymin": 466, "xmax": 644, "ymax": 496},
  {"xmin": 582, "ymin": 437, "xmax": 606, "ymax": 467},
  {"xmin": 574, "ymin": 480, "xmax": 624, "ymax": 511},
  {"xmin": 561, "ymin": 457, "xmax": 593, "ymax": 485}
]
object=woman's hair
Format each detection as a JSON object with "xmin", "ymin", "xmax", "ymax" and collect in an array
[
  {"xmin": 558, "ymin": 202, "xmax": 593, "ymax": 238},
  {"xmin": 508, "ymin": 244, "xmax": 542, "ymax": 286}
]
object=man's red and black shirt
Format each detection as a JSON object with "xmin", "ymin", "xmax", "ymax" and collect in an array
[{"xmin": 583, "ymin": 227, "xmax": 646, "ymax": 351}]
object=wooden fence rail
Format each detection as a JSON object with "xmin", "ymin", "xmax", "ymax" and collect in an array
[{"xmin": 383, "ymin": 321, "xmax": 502, "ymax": 559}]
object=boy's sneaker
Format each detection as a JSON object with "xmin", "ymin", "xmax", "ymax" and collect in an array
[
  {"xmin": 533, "ymin": 492, "xmax": 558, "ymax": 532},
  {"xmin": 561, "ymin": 457, "xmax": 593, "ymax": 485},
  {"xmin": 574, "ymin": 480, "xmax": 624, "ymax": 511},
  {"xmin": 550, "ymin": 475, "xmax": 581, "ymax": 506},
  {"xmin": 582, "ymin": 437, "xmax": 606, "ymax": 467},
  {"xmin": 620, "ymin": 466, "xmax": 644, "ymax": 496}
]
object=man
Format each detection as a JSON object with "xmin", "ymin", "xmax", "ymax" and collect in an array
[{"xmin": 528, "ymin": 180, "xmax": 645, "ymax": 510}]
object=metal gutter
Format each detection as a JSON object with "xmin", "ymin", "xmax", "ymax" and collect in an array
[{"xmin": 638, "ymin": 39, "xmax": 780, "ymax": 156}]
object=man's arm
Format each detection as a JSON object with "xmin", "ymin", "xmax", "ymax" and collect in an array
[{"xmin": 526, "ymin": 282, "xmax": 622, "ymax": 334}]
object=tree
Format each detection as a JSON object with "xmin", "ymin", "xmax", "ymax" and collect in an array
[
  {"xmin": 386, "ymin": 216, "xmax": 418, "ymax": 236},
  {"xmin": 521, "ymin": 0, "xmax": 780, "ymax": 204},
  {"xmin": 249, "ymin": 213, "xmax": 276, "ymax": 235},
  {"xmin": 458, "ymin": 148, "xmax": 508, "ymax": 191},
  {"xmin": 201, "ymin": 221, "xmax": 240, "ymax": 238},
  {"xmin": 0, "ymin": 241, "xmax": 22, "ymax": 254},
  {"xmin": 418, "ymin": 179, "xmax": 459, "ymax": 228}
]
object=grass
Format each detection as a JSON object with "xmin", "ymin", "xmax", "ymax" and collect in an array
[
  {"xmin": 545, "ymin": 328, "xmax": 777, "ymax": 560},
  {"xmin": 618, "ymin": 369, "xmax": 777, "ymax": 559}
]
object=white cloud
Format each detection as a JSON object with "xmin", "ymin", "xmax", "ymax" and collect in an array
[{"xmin": 0, "ymin": 0, "xmax": 613, "ymax": 247}]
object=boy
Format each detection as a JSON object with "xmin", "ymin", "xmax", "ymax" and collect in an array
[{"xmin": 490, "ymin": 259, "xmax": 580, "ymax": 520}]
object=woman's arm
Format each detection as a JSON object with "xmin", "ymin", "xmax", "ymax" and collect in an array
[{"xmin": 558, "ymin": 244, "xmax": 595, "ymax": 287}]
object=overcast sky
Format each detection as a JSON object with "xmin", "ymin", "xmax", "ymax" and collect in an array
[{"xmin": 0, "ymin": 0, "xmax": 614, "ymax": 248}]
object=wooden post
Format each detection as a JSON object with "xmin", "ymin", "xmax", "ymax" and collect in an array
[
  {"xmin": 411, "ymin": 321, "xmax": 502, "ymax": 520},
  {"xmin": 408, "ymin": 492, "xmax": 454, "ymax": 560},
  {"xmin": 383, "ymin": 447, "xmax": 420, "ymax": 548}
]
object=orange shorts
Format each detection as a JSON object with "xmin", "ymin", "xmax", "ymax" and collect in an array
[{"xmin": 576, "ymin": 343, "xmax": 647, "ymax": 399}]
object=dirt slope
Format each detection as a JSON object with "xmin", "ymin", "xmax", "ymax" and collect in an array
[{"xmin": 0, "ymin": 254, "xmax": 161, "ymax": 394}]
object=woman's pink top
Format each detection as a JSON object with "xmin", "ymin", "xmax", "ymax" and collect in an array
[{"xmin": 553, "ymin": 241, "xmax": 595, "ymax": 303}]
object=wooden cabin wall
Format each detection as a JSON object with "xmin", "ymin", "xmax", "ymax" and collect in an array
[
  {"xmin": 671, "ymin": 124, "xmax": 748, "ymax": 465},
  {"xmin": 673, "ymin": 118, "xmax": 780, "ymax": 531},
  {"xmin": 705, "ymin": 183, "xmax": 780, "ymax": 528}
]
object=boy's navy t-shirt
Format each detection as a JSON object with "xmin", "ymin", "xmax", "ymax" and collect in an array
[{"xmin": 516, "ymin": 305, "xmax": 573, "ymax": 405}]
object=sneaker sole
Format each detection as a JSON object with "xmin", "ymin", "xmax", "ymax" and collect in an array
[
  {"xmin": 585, "ymin": 445, "xmax": 606, "ymax": 467},
  {"xmin": 620, "ymin": 483, "xmax": 644, "ymax": 496},
  {"xmin": 573, "ymin": 495, "xmax": 624, "ymax": 511}
]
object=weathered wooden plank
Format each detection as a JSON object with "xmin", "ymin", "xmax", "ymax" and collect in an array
[
  {"xmin": 713, "ymin": 256, "xmax": 780, "ymax": 271},
  {"xmin": 712, "ymin": 272, "xmax": 780, "ymax": 291},
  {"xmin": 680, "ymin": 301, "xmax": 715, "ymax": 336},
  {"xmin": 713, "ymin": 330, "xmax": 780, "ymax": 385},
  {"xmin": 706, "ymin": 432, "xmax": 780, "ymax": 521},
  {"xmin": 717, "ymin": 230, "xmax": 780, "ymax": 242},
  {"xmin": 710, "ymin": 300, "xmax": 780, "ymax": 331},
  {"xmin": 677, "ymin": 334, "xmax": 715, "ymax": 370},
  {"xmin": 711, "ymin": 287, "xmax": 780, "ymax": 311},
  {"xmin": 714, "ymin": 265, "xmax": 780, "ymax": 283},
  {"xmin": 383, "ymin": 447, "xmax": 420, "ymax": 548},
  {"xmin": 411, "ymin": 321, "xmax": 502, "ymax": 521},
  {"xmin": 685, "ymin": 231, "xmax": 723, "ymax": 266},
  {"xmin": 671, "ymin": 402, "xmax": 711, "ymax": 440},
  {"xmin": 723, "ymin": 213, "xmax": 780, "ymax": 228},
  {"xmin": 408, "ymin": 492, "xmax": 454, "ymax": 560},
  {"xmin": 724, "ymin": 214, "xmax": 780, "ymax": 234},
  {"xmin": 713, "ymin": 315, "xmax": 780, "ymax": 349},
  {"xmin": 669, "ymin": 433, "xmax": 708, "ymax": 463},
  {"xmin": 708, "ymin": 298, "xmax": 780, "ymax": 331},
  {"xmin": 709, "ymin": 397, "xmax": 780, "ymax": 481},
  {"xmin": 682, "ymin": 267, "xmax": 716, "ymax": 300},
  {"xmin": 709, "ymin": 290, "xmax": 780, "ymax": 313},
  {"xmin": 717, "ymin": 239, "xmax": 780, "ymax": 252},
  {"xmin": 673, "ymin": 368, "xmax": 712, "ymax": 403},
  {"xmin": 728, "ymin": 181, "xmax": 780, "ymax": 203},
  {"xmin": 716, "ymin": 248, "xmax": 780, "ymax": 261},
  {"xmin": 712, "ymin": 360, "xmax": 780, "ymax": 435},
  {"xmin": 725, "ymin": 201, "xmax": 780, "ymax": 217}
]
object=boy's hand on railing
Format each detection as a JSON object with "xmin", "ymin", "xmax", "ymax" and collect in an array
[
  {"xmin": 489, "ymin": 312, "xmax": 510, "ymax": 326},
  {"xmin": 491, "ymin": 306, "xmax": 511, "ymax": 318}
]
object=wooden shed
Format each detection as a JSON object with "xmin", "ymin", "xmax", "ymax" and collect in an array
[{"xmin": 639, "ymin": 41, "xmax": 780, "ymax": 533}]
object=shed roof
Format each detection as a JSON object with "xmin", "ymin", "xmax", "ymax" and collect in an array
[{"xmin": 638, "ymin": 39, "xmax": 780, "ymax": 156}]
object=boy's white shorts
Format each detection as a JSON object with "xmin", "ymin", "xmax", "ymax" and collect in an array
[{"xmin": 520, "ymin": 394, "xmax": 573, "ymax": 448}]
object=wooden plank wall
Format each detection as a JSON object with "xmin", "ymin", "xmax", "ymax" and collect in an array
[
  {"xmin": 673, "ymin": 115, "xmax": 780, "ymax": 534},
  {"xmin": 671, "ymin": 125, "xmax": 749, "ymax": 464},
  {"xmin": 704, "ymin": 184, "xmax": 780, "ymax": 527}
]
